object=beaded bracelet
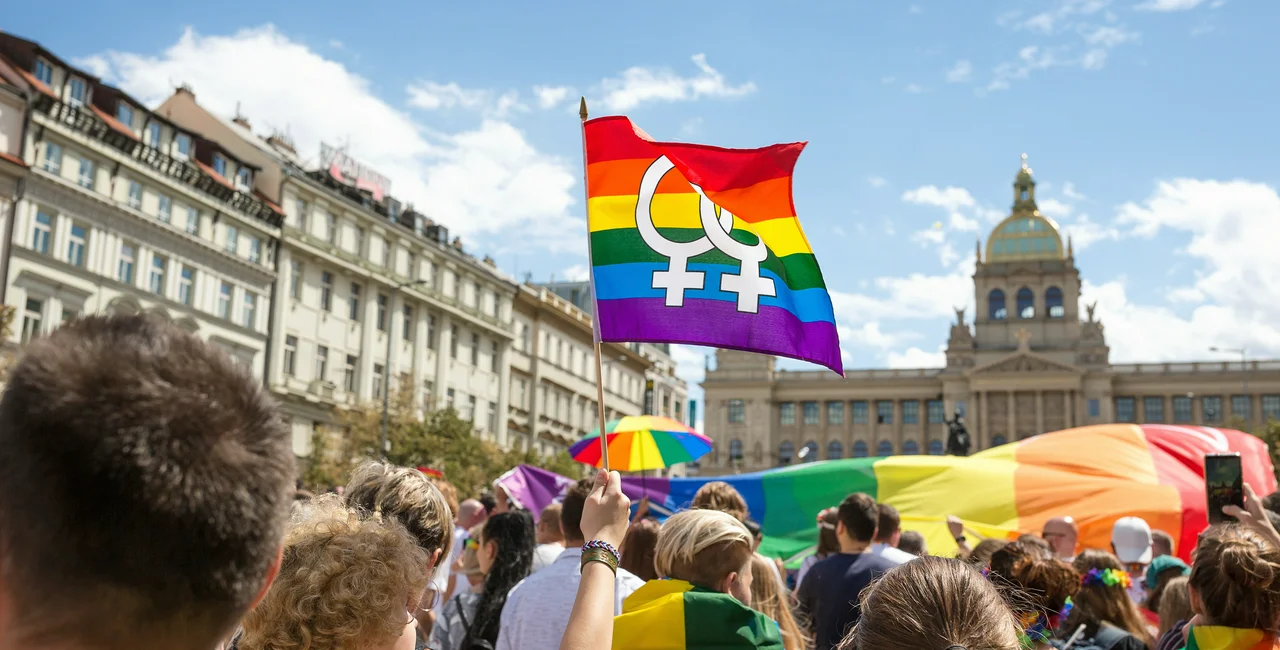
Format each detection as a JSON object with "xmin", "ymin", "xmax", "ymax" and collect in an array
[
  {"xmin": 583, "ymin": 539, "xmax": 621, "ymax": 564},
  {"xmin": 581, "ymin": 547, "xmax": 618, "ymax": 575}
]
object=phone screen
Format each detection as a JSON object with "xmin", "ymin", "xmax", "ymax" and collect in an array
[{"xmin": 1205, "ymin": 452, "xmax": 1244, "ymax": 524}]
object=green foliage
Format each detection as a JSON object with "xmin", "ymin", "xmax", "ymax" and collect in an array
[
  {"xmin": 1255, "ymin": 418, "xmax": 1280, "ymax": 482},
  {"xmin": 302, "ymin": 388, "xmax": 587, "ymax": 498}
]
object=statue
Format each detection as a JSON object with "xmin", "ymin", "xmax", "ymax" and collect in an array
[
  {"xmin": 945, "ymin": 410, "xmax": 971, "ymax": 457},
  {"xmin": 954, "ymin": 306, "xmax": 966, "ymax": 325},
  {"xmin": 1086, "ymin": 301, "xmax": 1097, "ymax": 323}
]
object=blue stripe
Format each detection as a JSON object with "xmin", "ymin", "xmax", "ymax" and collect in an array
[{"xmin": 592, "ymin": 262, "xmax": 836, "ymax": 324}]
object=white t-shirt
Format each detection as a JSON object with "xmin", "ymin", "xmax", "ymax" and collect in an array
[
  {"xmin": 872, "ymin": 542, "xmax": 918, "ymax": 565},
  {"xmin": 532, "ymin": 542, "xmax": 564, "ymax": 573},
  {"xmin": 431, "ymin": 525, "xmax": 468, "ymax": 609}
]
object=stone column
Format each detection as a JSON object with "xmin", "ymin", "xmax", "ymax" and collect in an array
[
  {"xmin": 1007, "ymin": 391, "xmax": 1015, "ymax": 440},
  {"xmin": 893, "ymin": 400, "xmax": 903, "ymax": 453},
  {"xmin": 411, "ymin": 303, "xmax": 428, "ymax": 412},
  {"xmin": 528, "ymin": 317, "xmax": 543, "ymax": 443},
  {"xmin": 433, "ymin": 313, "xmax": 453, "ymax": 409},
  {"xmin": 1035, "ymin": 390, "xmax": 1044, "ymax": 435},
  {"xmin": 1164, "ymin": 394, "xmax": 1173, "ymax": 424},
  {"xmin": 268, "ymin": 246, "xmax": 292, "ymax": 389},
  {"xmin": 980, "ymin": 390, "xmax": 990, "ymax": 449},
  {"xmin": 496, "ymin": 341, "xmax": 511, "ymax": 448},
  {"xmin": 358, "ymin": 284, "xmax": 377, "ymax": 401},
  {"xmin": 1065, "ymin": 390, "xmax": 1074, "ymax": 429},
  {"xmin": 387, "ymin": 292, "xmax": 404, "ymax": 395}
]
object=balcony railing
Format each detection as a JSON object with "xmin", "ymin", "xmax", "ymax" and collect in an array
[
  {"xmin": 34, "ymin": 94, "xmax": 283, "ymax": 228},
  {"xmin": 1111, "ymin": 360, "xmax": 1280, "ymax": 374}
]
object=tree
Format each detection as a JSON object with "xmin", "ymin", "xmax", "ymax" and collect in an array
[{"xmin": 302, "ymin": 388, "xmax": 587, "ymax": 498}]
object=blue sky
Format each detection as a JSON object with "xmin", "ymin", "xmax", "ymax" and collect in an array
[{"xmin": 6, "ymin": 0, "xmax": 1280, "ymax": 412}]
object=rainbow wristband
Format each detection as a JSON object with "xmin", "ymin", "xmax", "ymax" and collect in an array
[{"xmin": 583, "ymin": 539, "xmax": 620, "ymax": 564}]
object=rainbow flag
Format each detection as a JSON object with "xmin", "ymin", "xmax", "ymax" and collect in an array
[
  {"xmin": 1186, "ymin": 626, "xmax": 1280, "ymax": 650},
  {"xmin": 612, "ymin": 579, "xmax": 784, "ymax": 650},
  {"xmin": 584, "ymin": 116, "xmax": 842, "ymax": 374}
]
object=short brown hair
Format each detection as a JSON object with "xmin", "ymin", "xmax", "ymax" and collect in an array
[
  {"xmin": 844, "ymin": 556, "xmax": 1021, "ymax": 650},
  {"xmin": 838, "ymin": 493, "xmax": 879, "ymax": 543},
  {"xmin": 1157, "ymin": 576, "xmax": 1192, "ymax": 638},
  {"xmin": 989, "ymin": 541, "xmax": 1079, "ymax": 621},
  {"xmin": 1190, "ymin": 524, "xmax": 1280, "ymax": 630},
  {"xmin": 345, "ymin": 461, "xmax": 454, "ymax": 557},
  {"xmin": 875, "ymin": 504, "xmax": 901, "ymax": 542},
  {"xmin": 539, "ymin": 503, "xmax": 563, "ymax": 533},
  {"xmin": 656, "ymin": 509, "xmax": 753, "ymax": 589},
  {"xmin": 430, "ymin": 477, "xmax": 460, "ymax": 520},
  {"xmin": 620, "ymin": 518, "xmax": 661, "ymax": 582},
  {"xmin": 691, "ymin": 481, "xmax": 750, "ymax": 521},
  {"xmin": 560, "ymin": 479, "xmax": 594, "ymax": 542},
  {"xmin": 0, "ymin": 316, "xmax": 294, "ymax": 646}
]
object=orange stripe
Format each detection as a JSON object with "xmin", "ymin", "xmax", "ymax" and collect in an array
[
  {"xmin": 589, "ymin": 160, "xmax": 797, "ymax": 221},
  {"xmin": 705, "ymin": 176, "xmax": 797, "ymax": 221},
  {"xmin": 588, "ymin": 158, "xmax": 694, "ymax": 197}
]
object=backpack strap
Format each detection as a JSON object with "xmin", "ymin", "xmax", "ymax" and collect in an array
[{"xmin": 1092, "ymin": 624, "xmax": 1131, "ymax": 650}]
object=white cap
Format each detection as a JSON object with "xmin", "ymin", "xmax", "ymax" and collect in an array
[{"xmin": 1111, "ymin": 516, "xmax": 1153, "ymax": 565}]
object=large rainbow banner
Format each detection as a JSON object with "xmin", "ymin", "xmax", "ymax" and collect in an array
[
  {"xmin": 499, "ymin": 424, "xmax": 1277, "ymax": 563},
  {"xmin": 584, "ymin": 116, "xmax": 842, "ymax": 374}
]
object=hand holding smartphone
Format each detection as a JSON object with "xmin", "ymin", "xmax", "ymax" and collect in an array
[{"xmin": 1205, "ymin": 452, "xmax": 1244, "ymax": 524}]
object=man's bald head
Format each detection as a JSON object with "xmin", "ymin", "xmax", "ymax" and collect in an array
[
  {"xmin": 1041, "ymin": 516, "xmax": 1078, "ymax": 560},
  {"xmin": 458, "ymin": 499, "xmax": 488, "ymax": 529}
]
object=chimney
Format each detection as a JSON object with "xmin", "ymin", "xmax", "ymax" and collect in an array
[
  {"xmin": 176, "ymin": 83, "xmax": 195, "ymax": 99},
  {"xmin": 266, "ymin": 132, "xmax": 296, "ymax": 155},
  {"xmin": 232, "ymin": 101, "xmax": 250, "ymax": 131},
  {"xmin": 482, "ymin": 255, "xmax": 496, "ymax": 267}
]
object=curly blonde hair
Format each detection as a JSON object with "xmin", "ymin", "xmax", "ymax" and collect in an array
[{"xmin": 239, "ymin": 497, "xmax": 429, "ymax": 650}]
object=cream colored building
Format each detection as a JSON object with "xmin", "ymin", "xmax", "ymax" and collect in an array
[{"xmin": 702, "ymin": 159, "xmax": 1280, "ymax": 474}]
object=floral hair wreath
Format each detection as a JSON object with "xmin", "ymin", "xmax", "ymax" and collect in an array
[
  {"xmin": 1081, "ymin": 567, "xmax": 1132, "ymax": 589},
  {"xmin": 816, "ymin": 507, "xmax": 837, "ymax": 531},
  {"xmin": 1018, "ymin": 598, "xmax": 1074, "ymax": 645}
]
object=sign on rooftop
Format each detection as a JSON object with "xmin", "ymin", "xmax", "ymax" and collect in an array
[{"xmin": 320, "ymin": 142, "xmax": 391, "ymax": 202}]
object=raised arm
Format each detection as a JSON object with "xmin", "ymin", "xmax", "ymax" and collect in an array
[{"xmin": 559, "ymin": 469, "xmax": 630, "ymax": 650}]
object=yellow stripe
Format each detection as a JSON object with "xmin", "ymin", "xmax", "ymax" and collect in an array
[{"xmin": 587, "ymin": 194, "xmax": 814, "ymax": 256}]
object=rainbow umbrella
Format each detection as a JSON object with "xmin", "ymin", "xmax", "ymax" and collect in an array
[{"xmin": 569, "ymin": 416, "xmax": 712, "ymax": 472}]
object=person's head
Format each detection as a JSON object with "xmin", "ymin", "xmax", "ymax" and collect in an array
[
  {"xmin": 559, "ymin": 478, "xmax": 594, "ymax": 545},
  {"xmin": 459, "ymin": 522, "xmax": 485, "ymax": 587},
  {"xmin": 467, "ymin": 511, "xmax": 536, "ymax": 647},
  {"xmin": 655, "ymin": 509, "xmax": 755, "ymax": 605},
  {"xmin": 537, "ymin": 504, "xmax": 564, "ymax": 545},
  {"xmin": 1188, "ymin": 524, "xmax": 1280, "ymax": 630},
  {"xmin": 837, "ymin": 493, "xmax": 879, "ymax": 547},
  {"xmin": 1017, "ymin": 533, "xmax": 1053, "ymax": 554},
  {"xmin": 240, "ymin": 497, "xmax": 427, "ymax": 650},
  {"xmin": 816, "ymin": 507, "xmax": 841, "ymax": 557},
  {"xmin": 1143, "ymin": 554, "xmax": 1190, "ymax": 612},
  {"xmin": 843, "ymin": 556, "xmax": 1022, "ymax": 650},
  {"xmin": 1110, "ymin": 516, "xmax": 1153, "ymax": 567},
  {"xmin": 748, "ymin": 554, "xmax": 806, "ymax": 650},
  {"xmin": 988, "ymin": 541, "xmax": 1079, "ymax": 644},
  {"xmin": 1041, "ymin": 516, "xmax": 1079, "ymax": 560},
  {"xmin": 898, "ymin": 530, "xmax": 927, "ymax": 557},
  {"xmin": 620, "ymin": 518, "xmax": 661, "ymax": 582},
  {"xmin": 0, "ymin": 315, "xmax": 295, "ymax": 649},
  {"xmin": 479, "ymin": 491, "xmax": 497, "ymax": 516},
  {"xmin": 744, "ymin": 518, "xmax": 764, "ymax": 551},
  {"xmin": 1157, "ymin": 576, "xmax": 1192, "ymax": 638},
  {"xmin": 429, "ymin": 477, "xmax": 459, "ymax": 521},
  {"xmin": 458, "ymin": 498, "xmax": 488, "ymax": 529},
  {"xmin": 967, "ymin": 538, "xmax": 1008, "ymax": 569},
  {"xmin": 875, "ymin": 504, "xmax": 902, "ymax": 546},
  {"xmin": 345, "ymin": 462, "xmax": 454, "ymax": 572},
  {"xmin": 1151, "ymin": 529, "xmax": 1175, "ymax": 559},
  {"xmin": 691, "ymin": 481, "xmax": 750, "ymax": 522},
  {"xmin": 1067, "ymin": 550, "xmax": 1154, "ymax": 647}
]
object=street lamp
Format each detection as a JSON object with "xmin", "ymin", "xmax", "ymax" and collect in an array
[
  {"xmin": 381, "ymin": 278, "xmax": 431, "ymax": 459},
  {"xmin": 1209, "ymin": 345, "xmax": 1249, "ymax": 400}
]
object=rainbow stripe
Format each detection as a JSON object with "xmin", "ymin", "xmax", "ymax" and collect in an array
[
  {"xmin": 612, "ymin": 579, "xmax": 784, "ymax": 650},
  {"xmin": 1186, "ymin": 626, "xmax": 1280, "ymax": 650},
  {"xmin": 584, "ymin": 116, "xmax": 842, "ymax": 374}
]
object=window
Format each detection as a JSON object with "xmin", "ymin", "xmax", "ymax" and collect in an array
[
  {"xmin": 288, "ymin": 261, "xmax": 302, "ymax": 300},
  {"xmin": 1232, "ymin": 395, "xmax": 1252, "ymax": 421},
  {"xmin": 927, "ymin": 399, "xmax": 945, "ymax": 424},
  {"xmin": 217, "ymin": 282, "xmax": 232, "ymax": 319},
  {"xmin": 428, "ymin": 315, "xmax": 438, "ymax": 348},
  {"xmin": 492, "ymin": 294, "xmax": 501, "ymax": 318},
  {"xmin": 248, "ymin": 237, "xmax": 261, "ymax": 264},
  {"xmin": 283, "ymin": 336, "xmax": 298, "ymax": 376},
  {"xmin": 1203, "ymin": 396, "xmax": 1223, "ymax": 423},
  {"xmin": 77, "ymin": 158, "xmax": 94, "ymax": 189},
  {"xmin": 242, "ymin": 291, "xmax": 257, "ymax": 329},
  {"xmin": 470, "ymin": 333, "xmax": 480, "ymax": 366},
  {"xmin": 827, "ymin": 440, "xmax": 844, "ymax": 459},
  {"xmin": 876, "ymin": 400, "xmax": 894, "ymax": 424},
  {"xmin": 116, "ymin": 102, "xmax": 134, "ymax": 128},
  {"xmin": 1016, "ymin": 287, "xmax": 1035, "ymax": 319},
  {"xmin": 67, "ymin": 223, "xmax": 86, "ymax": 267},
  {"xmin": 127, "ymin": 181, "xmax": 142, "ymax": 209},
  {"xmin": 320, "ymin": 272, "xmax": 333, "ymax": 311},
  {"xmin": 1115, "ymin": 397, "xmax": 1136, "ymax": 423},
  {"xmin": 929, "ymin": 440, "xmax": 945, "ymax": 455},
  {"xmin": 118, "ymin": 243, "xmax": 136, "ymax": 284},
  {"xmin": 728, "ymin": 399, "xmax": 745, "ymax": 424},
  {"xmin": 149, "ymin": 255, "xmax": 167, "ymax": 295},
  {"xmin": 779, "ymin": 402, "xmax": 796, "ymax": 425},
  {"xmin": 853, "ymin": 441, "xmax": 870, "ymax": 458},
  {"xmin": 175, "ymin": 133, "xmax": 191, "ymax": 160},
  {"xmin": 146, "ymin": 123, "xmax": 161, "ymax": 148},
  {"xmin": 186, "ymin": 207, "xmax": 199, "ymax": 235},
  {"xmin": 490, "ymin": 341, "xmax": 499, "ymax": 372},
  {"xmin": 343, "ymin": 355, "xmax": 357, "ymax": 392},
  {"xmin": 729, "ymin": 439, "xmax": 744, "ymax": 461},
  {"xmin": 802, "ymin": 401, "xmax": 819, "ymax": 425},
  {"xmin": 446, "ymin": 388, "xmax": 456, "ymax": 409},
  {"xmin": 827, "ymin": 401, "xmax": 845, "ymax": 425},
  {"xmin": 991, "ymin": 435, "xmax": 1008, "ymax": 448},
  {"xmin": 61, "ymin": 308, "xmax": 76, "ymax": 325},
  {"xmin": 373, "ymin": 364, "xmax": 385, "ymax": 399},
  {"xmin": 236, "ymin": 168, "xmax": 251, "ymax": 190},
  {"xmin": 354, "ymin": 226, "xmax": 365, "ymax": 254},
  {"xmin": 989, "ymin": 289, "xmax": 1007, "ymax": 320},
  {"xmin": 225, "ymin": 226, "xmax": 238, "ymax": 254},
  {"xmin": 376, "ymin": 293, "xmax": 388, "ymax": 331},
  {"xmin": 903, "ymin": 440, "xmax": 920, "ymax": 455},
  {"xmin": 382, "ymin": 239, "xmax": 391, "ymax": 267},
  {"xmin": 1263, "ymin": 395, "xmax": 1280, "ymax": 422},
  {"xmin": 956, "ymin": 400, "xmax": 967, "ymax": 416},
  {"xmin": 1173, "ymin": 396, "xmax": 1192, "ymax": 423},
  {"xmin": 778, "ymin": 441, "xmax": 795, "ymax": 465},
  {"xmin": 157, "ymin": 195, "xmax": 171, "ymax": 223},
  {"xmin": 34, "ymin": 58, "xmax": 52, "ymax": 85},
  {"xmin": 349, "ymin": 283, "xmax": 362, "ymax": 321},
  {"xmin": 43, "ymin": 142, "xmax": 61, "ymax": 174},
  {"xmin": 903, "ymin": 400, "xmax": 920, "ymax": 424},
  {"xmin": 450, "ymin": 325, "xmax": 459, "ymax": 359},
  {"xmin": 1046, "ymin": 287, "xmax": 1064, "ymax": 318},
  {"xmin": 1144, "ymin": 396, "xmax": 1165, "ymax": 423},
  {"xmin": 325, "ymin": 213, "xmax": 337, "ymax": 244},
  {"xmin": 213, "ymin": 154, "xmax": 227, "ymax": 178},
  {"xmin": 852, "ymin": 401, "xmax": 869, "ymax": 424},
  {"xmin": 178, "ymin": 266, "xmax": 194, "ymax": 305},
  {"xmin": 315, "ymin": 346, "xmax": 329, "ymax": 381},
  {"xmin": 20, "ymin": 298, "xmax": 42, "ymax": 343},
  {"xmin": 1088, "ymin": 399, "xmax": 1101, "ymax": 418},
  {"xmin": 487, "ymin": 401, "xmax": 498, "ymax": 432},
  {"xmin": 403, "ymin": 305, "xmax": 414, "ymax": 341},
  {"xmin": 68, "ymin": 77, "xmax": 86, "ymax": 106},
  {"xmin": 32, "ymin": 210, "xmax": 52, "ymax": 254},
  {"xmin": 467, "ymin": 396, "xmax": 477, "ymax": 422},
  {"xmin": 801, "ymin": 441, "xmax": 818, "ymax": 462},
  {"xmin": 877, "ymin": 440, "xmax": 894, "ymax": 457}
]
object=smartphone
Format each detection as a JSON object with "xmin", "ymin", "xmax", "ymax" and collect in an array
[{"xmin": 1205, "ymin": 452, "xmax": 1244, "ymax": 524}]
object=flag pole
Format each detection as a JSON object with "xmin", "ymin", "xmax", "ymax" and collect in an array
[{"xmin": 580, "ymin": 97, "xmax": 610, "ymax": 472}]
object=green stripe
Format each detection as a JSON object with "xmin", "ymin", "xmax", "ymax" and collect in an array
[
  {"xmin": 683, "ymin": 588, "xmax": 786, "ymax": 649},
  {"xmin": 590, "ymin": 228, "xmax": 828, "ymax": 291},
  {"xmin": 757, "ymin": 458, "xmax": 880, "ymax": 559},
  {"xmin": 652, "ymin": 434, "xmax": 695, "ymax": 464}
]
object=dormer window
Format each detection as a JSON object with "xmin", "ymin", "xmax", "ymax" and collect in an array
[
  {"xmin": 34, "ymin": 58, "xmax": 52, "ymax": 85},
  {"xmin": 236, "ymin": 167, "xmax": 251, "ymax": 190},
  {"xmin": 213, "ymin": 154, "xmax": 227, "ymax": 178},
  {"xmin": 174, "ymin": 134, "xmax": 191, "ymax": 160},
  {"xmin": 146, "ymin": 123, "xmax": 161, "ymax": 147},
  {"xmin": 1020, "ymin": 188, "xmax": 1029, "ymax": 201},
  {"xmin": 67, "ymin": 78, "xmax": 86, "ymax": 107},
  {"xmin": 116, "ymin": 103, "xmax": 134, "ymax": 129}
]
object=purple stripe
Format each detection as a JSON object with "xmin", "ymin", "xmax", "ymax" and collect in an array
[{"xmin": 597, "ymin": 297, "xmax": 843, "ymax": 375}]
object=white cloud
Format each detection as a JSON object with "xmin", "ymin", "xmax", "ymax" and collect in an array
[
  {"xmin": 598, "ymin": 53, "xmax": 756, "ymax": 112},
  {"xmin": 904, "ymin": 83, "xmax": 925, "ymax": 94},
  {"xmin": 902, "ymin": 185, "xmax": 976, "ymax": 211},
  {"xmin": 73, "ymin": 54, "xmax": 111, "ymax": 78},
  {"xmin": 406, "ymin": 82, "xmax": 528, "ymax": 118},
  {"xmin": 1038, "ymin": 197, "xmax": 1074, "ymax": 218},
  {"xmin": 1062, "ymin": 181, "xmax": 1087, "ymax": 200},
  {"xmin": 532, "ymin": 85, "xmax": 571, "ymax": 109},
  {"xmin": 1136, "ymin": 0, "xmax": 1207, "ymax": 10},
  {"xmin": 988, "ymin": 1, "xmax": 1138, "ymax": 90},
  {"xmin": 1082, "ymin": 25, "xmax": 1140, "ymax": 46},
  {"xmin": 560, "ymin": 264, "xmax": 590, "ymax": 282},
  {"xmin": 946, "ymin": 60, "xmax": 974, "ymax": 83},
  {"xmin": 1080, "ymin": 48, "xmax": 1109, "ymax": 70},
  {"xmin": 1016, "ymin": 0, "xmax": 1112, "ymax": 34},
  {"xmin": 1166, "ymin": 286, "xmax": 1206, "ymax": 303},
  {"xmin": 1059, "ymin": 213, "xmax": 1121, "ymax": 250},
  {"xmin": 887, "ymin": 346, "xmax": 947, "ymax": 369},
  {"xmin": 840, "ymin": 322, "xmax": 910, "ymax": 350},
  {"xmin": 988, "ymin": 45, "xmax": 1063, "ymax": 91},
  {"xmin": 867, "ymin": 175, "xmax": 887, "ymax": 188}
]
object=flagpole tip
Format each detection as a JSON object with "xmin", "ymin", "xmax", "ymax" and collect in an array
[{"xmin": 579, "ymin": 97, "xmax": 588, "ymax": 121}]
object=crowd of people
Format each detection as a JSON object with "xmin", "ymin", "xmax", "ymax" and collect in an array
[{"xmin": 2, "ymin": 315, "xmax": 1279, "ymax": 650}]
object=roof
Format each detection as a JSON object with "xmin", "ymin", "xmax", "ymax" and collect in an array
[
  {"xmin": 254, "ymin": 189, "xmax": 283, "ymax": 215},
  {"xmin": 12, "ymin": 66, "xmax": 53, "ymax": 99},
  {"xmin": 0, "ymin": 151, "xmax": 27, "ymax": 168},
  {"xmin": 88, "ymin": 104, "xmax": 139, "ymax": 141},
  {"xmin": 195, "ymin": 160, "xmax": 234, "ymax": 190},
  {"xmin": 986, "ymin": 212, "xmax": 1064, "ymax": 263}
]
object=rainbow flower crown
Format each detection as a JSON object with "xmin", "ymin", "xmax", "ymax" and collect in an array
[
  {"xmin": 1018, "ymin": 597, "xmax": 1074, "ymax": 645},
  {"xmin": 1081, "ymin": 567, "xmax": 1131, "ymax": 589}
]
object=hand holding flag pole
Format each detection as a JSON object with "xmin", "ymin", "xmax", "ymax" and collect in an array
[{"xmin": 580, "ymin": 96, "xmax": 610, "ymax": 472}]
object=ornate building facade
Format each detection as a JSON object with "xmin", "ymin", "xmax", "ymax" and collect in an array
[{"xmin": 702, "ymin": 158, "xmax": 1280, "ymax": 474}]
